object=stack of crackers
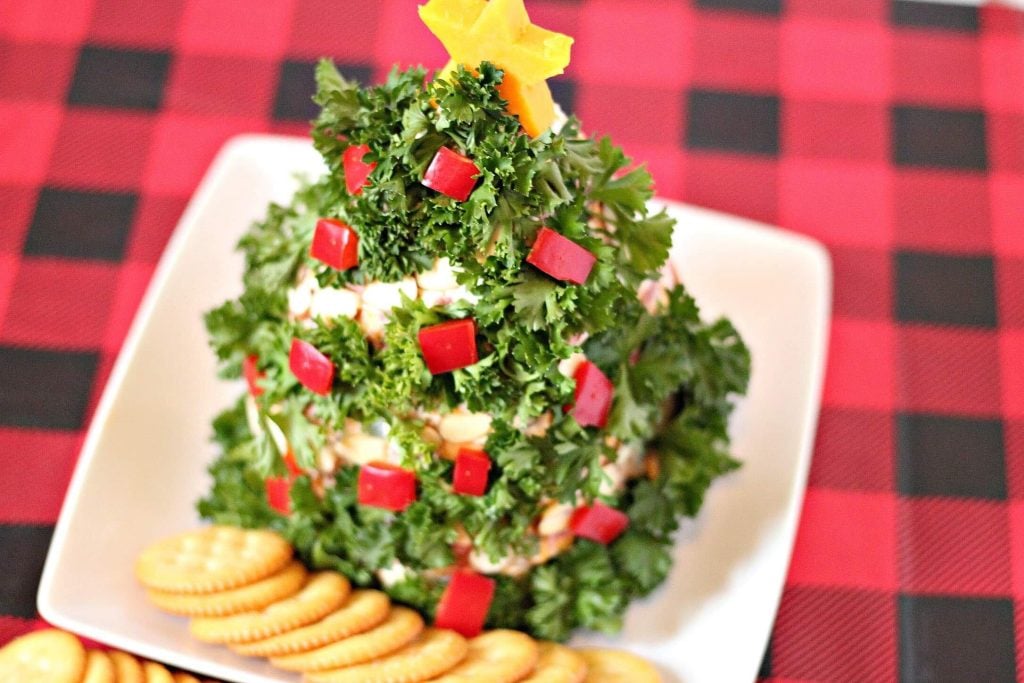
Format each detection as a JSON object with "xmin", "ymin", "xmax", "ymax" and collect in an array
[
  {"xmin": 0, "ymin": 628, "xmax": 217, "ymax": 683},
  {"xmin": 133, "ymin": 526, "xmax": 660, "ymax": 682}
]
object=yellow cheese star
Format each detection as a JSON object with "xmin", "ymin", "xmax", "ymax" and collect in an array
[{"xmin": 419, "ymin": 0, "xmax": 573, "ymax": 137}]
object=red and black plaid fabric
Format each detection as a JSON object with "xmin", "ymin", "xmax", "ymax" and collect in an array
[{"xmin": 1, "ymin": 0, "xmax": 1022, "ymax": 680}]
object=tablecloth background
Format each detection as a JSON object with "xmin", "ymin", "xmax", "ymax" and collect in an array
[{"xmin": 2, "ymin": 0, "xmax": 1023, "ymax": 680}]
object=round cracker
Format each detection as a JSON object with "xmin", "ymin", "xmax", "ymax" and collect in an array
[
  {"xmin": 429, "ymin": 629, "xmax": 538, "ymax": 683},
  {"xmin": 270, "ymin": 606, "xmax": 423, "ymax": 672},
  {"xmin": 190, "ymin": 571, "xmax": 349, "ymax": 644},
  {"xmin": 82, "ymin": 650, "xmax": 115, "ymax": 683},
  {"xmin": 109, "ymin": 652, "xmax": 145, "ymax": 683},
  {"xmin": 148, "ymin": 560, "xmax": 307, "ymax": 617},
  {"xmin": 577, "ymin": 649, "xmax": 660, "ymax": 683},
  {"xmin": 231, "ymin": 589, "xmax": 390, "ymax": 658},
  {"xmin": 0, "ymin": 629, "xmax": 85, "ymax": 683},
  {"xmin": 142, "ymin": 661, "xmax": 174, "ymax": 683},
  {"xmin": 306, "ymin": 628, "xmax": 468, "ymax": 683},
  {"xmin": 521, "ymin": 642, "xmax": 588, "ymax": 683},
  {"xmin": 135, "ymin": 526, "xmax": 293, "ymax": 594}
]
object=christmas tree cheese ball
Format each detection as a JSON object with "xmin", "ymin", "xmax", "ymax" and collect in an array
[{"xmin": 200, "ymin": 0, "xmax": 750, "ymax": 641}]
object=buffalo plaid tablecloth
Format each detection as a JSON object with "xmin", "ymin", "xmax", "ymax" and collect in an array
[{"xmin": 2, "ymin": 0, "xmax": 1023, "ymax": 680}]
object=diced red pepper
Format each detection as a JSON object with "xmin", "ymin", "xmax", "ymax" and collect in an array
[
  {"xmin": 266, "ymin": 476, "xmax": 292, "ymax": 515},
  {"xmin": 526, "ymin": 227, "xmax": 597, "ymax": 285},
  {"xmin": 418, "ymin": 318, "xmax": 478, "ymax": 375},
  {"xmin": 453, "ymin": 449, "xmax": 491, "ymax": 497},
  {"xmin": 433, "ymin": 571, "xmax": 495, "ymax": 638},
  {"xmin": 570, "ymin": 501, "xmax": 629, "ymax": 544},
  {"xmin": 310, "ymin": 218, "xmax": 359, "ymax": 271},
  {"xmin": 357, "ymin": 462, "xmax": 417, "ymax": 511},
  {"xmin": 282, "ymin": 448, "xmax": 303, "ymax": 477},
  {"xmin": 422, "ymin": 146, "xmax": 480, "ymax": 202},
  {"xmin": 343, "ymin": 144, "xmax": 376, "ymax": 195},
  {"xmin": 572, "ymin": 360, "xmax": 614, "ymax": 428},
  {"xmin": 289, "ymin": 338, "xmax": 335, "ymax": 395},
  {"xmin": 242, "ymin": 354, "xmax": 265, "ymax": 397}
]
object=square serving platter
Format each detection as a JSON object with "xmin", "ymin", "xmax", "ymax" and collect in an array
[{"xmin": 39, "ymin": 134, "xmax": 831, "ymax": 683}]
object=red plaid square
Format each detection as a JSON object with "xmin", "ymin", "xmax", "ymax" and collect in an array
[
  {"xmin": 0, "ymin": 102, "xmax": 61, "ymax": 186},
  {"xmin": 893, "ymin": 31, "xmax": 983, "ymax": 108},
  {"xmin": 0, "ymin": 0, "xmax": 94, "ymax": 44},
  {"xmin": 0, "ymin": 186, "xmax": 35, "ymax": 255},
  {"xmin": 88, "ymin": 0, "xmax": 185, "ymax": 49},
  {"xmin": 831, "ymin": 247, "xmax": 892, "ymax": 321},
  {"xmin": 897, "ymin": 326, "xmax": 1001, "ymax": 417},
  {"xmin": 47, "ymin": 110, "xmax": 155, "ymax": 191},
  {"xmin": 693, "ymin": 12, "xmax": 779, "ymax": 91},
  {"xmin": 0, "ymin": 429, "xmax": 80, "ymax": 523},
  {"xmin": 809, "ymin": 408, "xmax": 894, "ymax": 491},
  {"xmin": 576, "ymin": 85, "xmax": 682, "ymax": 147},
  {"xmin": 125, "ymin": 195, "xmax": 186, "ymax": 264},
  {"xmin": 823, "ymin": 318, "xmax": 896, "ymax": 411},
  {"xmin": 526, "ymin": 1, "xmax": 582, "ymax": 41},
  {"xmin": 684, "ymin": 153, "xmax": 778, "ymax": 224},
  {"xmin": 0, "ymin": 259, "xmax": 119, "ymax": 349},
  {"xmin": 577, "ymin": 0, "xmax": 693, "ymax": 88},
  {"xmin": 177, "ymin": 0, "xmax": 294, "ymax": 58},
  {"xmin": 773, "ymin": 586, "xmax": 897, "ymax": 681},
  {"xmin": 900, "ymin": 498, "xmax": 1012, "ymax": 597},
  {"xmin": 0, "ymin": 43, "xmax": 78, "ymax": 103},
  {"xmin": 142, "ymin": 113, "xmax": 268, "ymax": 195},
  {"xmin": 288, "ymin": 0, "xmax": 380, "ymax": 61},
  {"xmin": 787, "ymin": 490, "xmax": 898, "ymax": 590},
  {"xmin": 1003, "ymin": 331, "xmax": 1024, "ymax": 418},
  {"xmin": 778, "ymin": 160, "xmax": 893, "ymax": 248},
  {"xmin": 783, "ymin": 100, "xmax": 888, "ymax": 163},
  {"xmin": 781, "ymin": 18, "xmax": 891, "ymax": 102},
  {"xmin": 982, "ymin": 35, "xmax": 1024, "ymax": 113},
  {"xmin": 991, "ymin": 174, "xmax": 1024, "ymax": 256},
  {"xmin": 373, "ymin": 0, "xmax": 449, "ymax": 73},
  {"xmin": 999, "ymin": 259, "xmax": 1024, "ymax": 328},
  {"xmin": 989, "ymin": 113, "xmax": 1024, "ymax": 173},
  {"xmin": 165, "ymin": 55, "xmax": 277, "ymax": 117},
  {"xmin": 894, "ymin": 171, "xmax": 991, "ymax": 253},
  {"xmin": 102, "ymin": 262, "xmax": 155, "ymax": 354},
  {"xmin": 0, "ymin": 254, "xmax": 17, "ymax": 331}
]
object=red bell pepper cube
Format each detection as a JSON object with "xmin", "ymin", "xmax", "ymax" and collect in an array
[
  {"xmin": 289, "ymin": 338, "xmax": 335, "ymax": 395},
  {"xmin": 242, "ymin": 354, "xmax": 265, "ymax": 397},
  {"xmin": 343, "ymin": 143, "xmax": 376, "ymax": 195},
  {"xmin": 310, "ymin": 218, "xmax": 359, "ymax": 271},
  {"xmin": 282, "ymin": 448, "xmax": 303, "ymax": 477},
  {"xmin": 570, "ymin": 501, "xmax": 629, "ymax": 544},
  {"xmin": 526, "ymin": 227, "xmax": 597, "ymax": 285},
  {"xmin": 434, "ymin": 571, "xmax": 496, "ymax": 638},
  {"xmin": 422, "ymin": 146, "xmax": 480, "ymax": 202},
  {"xmin": 418, "ymin": 318, "xmax": 478, "ymax": 374},
  {"xmin": 453, "ymin": 449, "xmax": 491, "ymax": 496},
  {"xmin": 265, "ymin": 476, "xmax": 292, "ymax": 515},
  {"xmin": 357, "ymin": 462, "xmax": 417, "ymax": 511},
  {"xmin": 572, "ymin": 360, "xmax": 614, "ymax": 428}
]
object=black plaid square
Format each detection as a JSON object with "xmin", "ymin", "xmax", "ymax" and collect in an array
[
  {"xmin": 894, "ymin": 251, "xmax": 997, "ymax": 328},
  {"xmin": 893, "ymin": 106, "xmax": 988, "ymax": 171},
  {"xmin": 891, "ymin": 1, "xmax": 980, "ymax": 33},
  {"xmin": 549, "ymin": 77, "xmax": 577, "ymax": 116},
  {"xmin": 24, "ymin": 188, "xmax": 137, "ymax": 262},
  {"xmin": 899, "ymin": 595, "xmax": 1016, "ymax": 682},
  {"xmin": 68, "ymin": 45, "xmax": 171, "ymax": 111},
  {"xmin": 897, "ymin": 413, "xmax": 1006, "ymax": 499},
  {"xmin": 687, "ymin": 89, "xmax": 780, "ymax": 156},
  {"xmin": 696, "ymin": 0, "xmax": 782, "ymax": 15},
  {"xmin": 0, "ymin": 347, "xmax": 98, "ymax": 430},
  {"xmin": 0, "ymin": 525, "xmax": 54, "ymax": 619},
  {"xmin": 273, "ymin": 60, "xmax": 372, "ymax": 122}
]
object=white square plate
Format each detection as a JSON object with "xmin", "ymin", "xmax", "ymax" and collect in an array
[{"xmin": 39, "ymin": 135, "xmax": 831, "ymax": 683}]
